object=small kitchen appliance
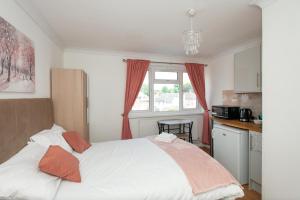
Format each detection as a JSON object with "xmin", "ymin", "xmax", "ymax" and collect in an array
[
  {"xmin": 239, "ymin": 108, "xmax": 252, "ymax": 122},
  {"xmin": 211, "ymin": 105, "xmax": 240, "ymax": 119}
]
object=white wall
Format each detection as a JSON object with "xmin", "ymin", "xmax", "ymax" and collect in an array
[
  {"xmin": 63, "ymin": 49, "xmax": 206, "ymax": 143},
  {"xmin": 206, "ymin": 39, "xmax": 261, "ymax": 108},
  {"xmin": 206, "ymin": 53, "xmax": 235, "ymax": 107},
  {"xmin": 0, "ymin": 0, "xmax": 63, "ymax": 99},
  {"xmin": 63, "ymin": 50, "xmax": 126, "ymax": 142},
  {"xmin": 261, "ymin": 0, "xmax": 300, "ymax": 199}
]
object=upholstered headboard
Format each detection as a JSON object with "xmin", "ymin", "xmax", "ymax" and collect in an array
[{"xmin": 0, "ymin": 98, "xmax": 54, "ymax": 163}]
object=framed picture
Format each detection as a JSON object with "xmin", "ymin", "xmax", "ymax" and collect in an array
[{"xmin": 0, "ymin": 16, "xmax": 35, "ymax": 93}]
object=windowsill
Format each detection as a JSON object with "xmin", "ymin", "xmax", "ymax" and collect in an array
[{"xmin": 129, "ymin": 110, "xmax": 204, "ymax": 119}]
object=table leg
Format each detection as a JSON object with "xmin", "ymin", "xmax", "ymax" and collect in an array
[
  {"xmin": 179, "ymin": 124, "xmax": 182, "ymax": 134},
  {"xmin": 189, "ymin": 122, "xmax": 193, "ymax": 143}
]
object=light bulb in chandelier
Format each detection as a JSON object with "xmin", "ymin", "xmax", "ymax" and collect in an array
[{"xmin": 183, "ymin": 9, "xmax": 202, "ymax": 55}]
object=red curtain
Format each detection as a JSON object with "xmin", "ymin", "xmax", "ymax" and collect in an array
[
  {"xmin": 185, "ymin": 63, "xmax": 211, "ymax": 145},
  {"xmin": 121, "ymin": 59, "xmax": 150, "ymax": 139}
]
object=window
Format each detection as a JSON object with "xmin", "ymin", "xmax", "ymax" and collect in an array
[
  {"xmin": 183, "ymin": 73, "xmax": 197, "ymax": 109},
  {"xmin": 155, "ymin": 71, "xmax": 178, "ymax": 80},
  {"xmin": 154, "ymin": 84, "xmax": 179, "ymax": 111},
  {"xmin": 132, "ymin": 72, "xmax": 149, "ymax": 111},
  {"xmin": 132, "ymin": 66, "xmax": 200, "ymax": 113}
]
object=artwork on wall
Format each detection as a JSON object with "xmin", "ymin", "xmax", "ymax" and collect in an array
[{"xmin": 0, "ymin": 16, "xmax": 35, "ymax": 93}]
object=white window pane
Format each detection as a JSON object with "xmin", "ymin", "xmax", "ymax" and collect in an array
[
  {"xmin": 132, "ymin": 72, "xmax": 149, "ymax": 111},
  {"xmin": 183, "ymin": 73, "xmax": 197, "ymax": 109},
  {"xmin": 154, "ymin": 84, "xmax": 179, "ymax": 111},
  {"xmin": 155, "ymin": 71, "xmax": 178, "ymax": 80}
]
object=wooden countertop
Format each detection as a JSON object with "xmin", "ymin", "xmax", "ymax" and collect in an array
[{"xmin": 211, "ymin": 116, "xmax": 262, "ymax": 133}]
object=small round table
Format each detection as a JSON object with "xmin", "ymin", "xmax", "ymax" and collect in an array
[{"xmin": 157, "ymin": 119, "xmax": 193, "ymax": 143}]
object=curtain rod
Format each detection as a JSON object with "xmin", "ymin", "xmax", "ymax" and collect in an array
[{"xmin": 122, "ymin": 59, "xmax": 208, "ymax": 67}]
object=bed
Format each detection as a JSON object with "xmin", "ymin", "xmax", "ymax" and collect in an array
[{"xmin": 0, "ymin": 98, "xmax": 244, "ymax": 200}]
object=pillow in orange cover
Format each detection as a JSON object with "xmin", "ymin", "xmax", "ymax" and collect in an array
[
  {"xmin": 39, "ymin": 145, "xmax": 81, "ymax": 182},
  {"xmin": 63, "ymin": 131, "xmax": 91, "ymax": 153}
]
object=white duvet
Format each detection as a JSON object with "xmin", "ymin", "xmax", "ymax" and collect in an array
[{"xmin": 54, "ymin": 138, "xmax": 243, "ymax": 200}]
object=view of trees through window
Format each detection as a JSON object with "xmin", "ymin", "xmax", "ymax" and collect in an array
[
  {"xmin": 154, "ymin": 84, "xmax": 179, "ymax": 111},
  {"xmin": 132, "ymin": 69, "xmax": 198, "ymax": 112}
]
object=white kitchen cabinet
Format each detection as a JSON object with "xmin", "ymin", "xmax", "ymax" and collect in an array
[
  {"xmin": 212, "ymin": 124, "xmax": 249, "ymax": 184},
  {"xmin": 234, "ymin": 45, "xmax": 261, "ymax": 93},
  {"xmin": 249, "ymin": 131, "xmax": 262, "ymax": 193}
]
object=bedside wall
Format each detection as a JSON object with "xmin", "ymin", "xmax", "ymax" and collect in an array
[{"xmin": 0, "ymin": 1, "xmax": 63, "ymax": 99}]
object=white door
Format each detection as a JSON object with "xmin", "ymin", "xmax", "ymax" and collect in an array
[{"xmin": 213, "ymin": 128, "xmax": 239, "ymax": 179}]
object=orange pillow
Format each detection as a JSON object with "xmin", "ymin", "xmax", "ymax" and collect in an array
[
  {"xmin": 63, "ymin": 131, "xmax": 91, "ymax": 153},
  {"xmin": 39, "ymin": 145, "xmax": 81, "ymax": 182}
]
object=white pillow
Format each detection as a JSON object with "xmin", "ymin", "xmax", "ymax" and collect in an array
[
  {"xmin": 0, "ymin": 143, "xmax": 61, "ymax": 200},
  {"xmin": 51, "ymin": 124, "xmax": 66, "ymax": 133},
  {"xmin": 30, "ymin": 129, "xmax": 72, "ymax": 153}
]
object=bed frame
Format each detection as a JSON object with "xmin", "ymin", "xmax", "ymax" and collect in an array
[{"xmin": 0, "ymin": 98, "xmax": 54, "ymax": 163}]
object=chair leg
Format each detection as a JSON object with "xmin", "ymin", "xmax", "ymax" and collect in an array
[{"xmin": 157, "ymin": 122, "xmax": 161, "ymax": 134}]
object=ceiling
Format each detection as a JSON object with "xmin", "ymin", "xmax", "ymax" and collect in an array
[{"xmin": 18, "ymin": 0, "xmax": 261, "ymax": 57}]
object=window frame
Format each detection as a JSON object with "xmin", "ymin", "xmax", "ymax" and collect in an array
[
  {"xmin": 154, "ymin": 71, "xmax": 179, "ymax": 81},
  {"xmin": 131, "ymin": 64, "xmax": 202, "ymax": 116}
]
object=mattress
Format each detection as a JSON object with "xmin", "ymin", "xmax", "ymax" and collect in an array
[{"xmin": 54, "ymin": 138, "xmax": 243, "ymax": 200}]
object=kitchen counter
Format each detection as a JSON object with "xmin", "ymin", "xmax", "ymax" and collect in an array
[{"xmin": 211, "ymin": 116, "xmax": 262, "ymax": 133}]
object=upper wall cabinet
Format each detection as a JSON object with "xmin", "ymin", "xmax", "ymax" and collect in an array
[{"xmin": 234, "ymin": 46, "xmax": 261, "ymax": 93}]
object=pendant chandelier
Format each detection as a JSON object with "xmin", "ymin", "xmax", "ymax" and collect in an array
[{"xmin": 183, "ymin": 9, "xmax": 202, "ymax": 55}]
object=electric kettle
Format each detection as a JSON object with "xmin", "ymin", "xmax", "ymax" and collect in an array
[{"xmin": 239, "ymin": 108, "xmax": 252, "ymax": 122}]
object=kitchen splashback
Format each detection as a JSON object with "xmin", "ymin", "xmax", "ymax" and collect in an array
[{"xmin": 222, "ymin": 90, "xmax": 262, "ymax": 118}]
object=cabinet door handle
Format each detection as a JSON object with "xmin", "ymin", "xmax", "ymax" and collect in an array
[
  {"xmin": 257, "ymin": 73, "xmax": 260, "ymax": 88},
  {"xmin": 250, "ymin": 134, "xmax": 253, "ymax": 151}
]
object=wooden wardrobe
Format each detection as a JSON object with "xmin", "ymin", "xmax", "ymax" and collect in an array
[{"xmin": 51, "ymin": 68, "xmax": 89, "ymax": 141}]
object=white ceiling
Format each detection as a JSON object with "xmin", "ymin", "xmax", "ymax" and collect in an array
[{"xmin": 18, "ymin": 0, "xmax": 261, "ymax": 57}]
